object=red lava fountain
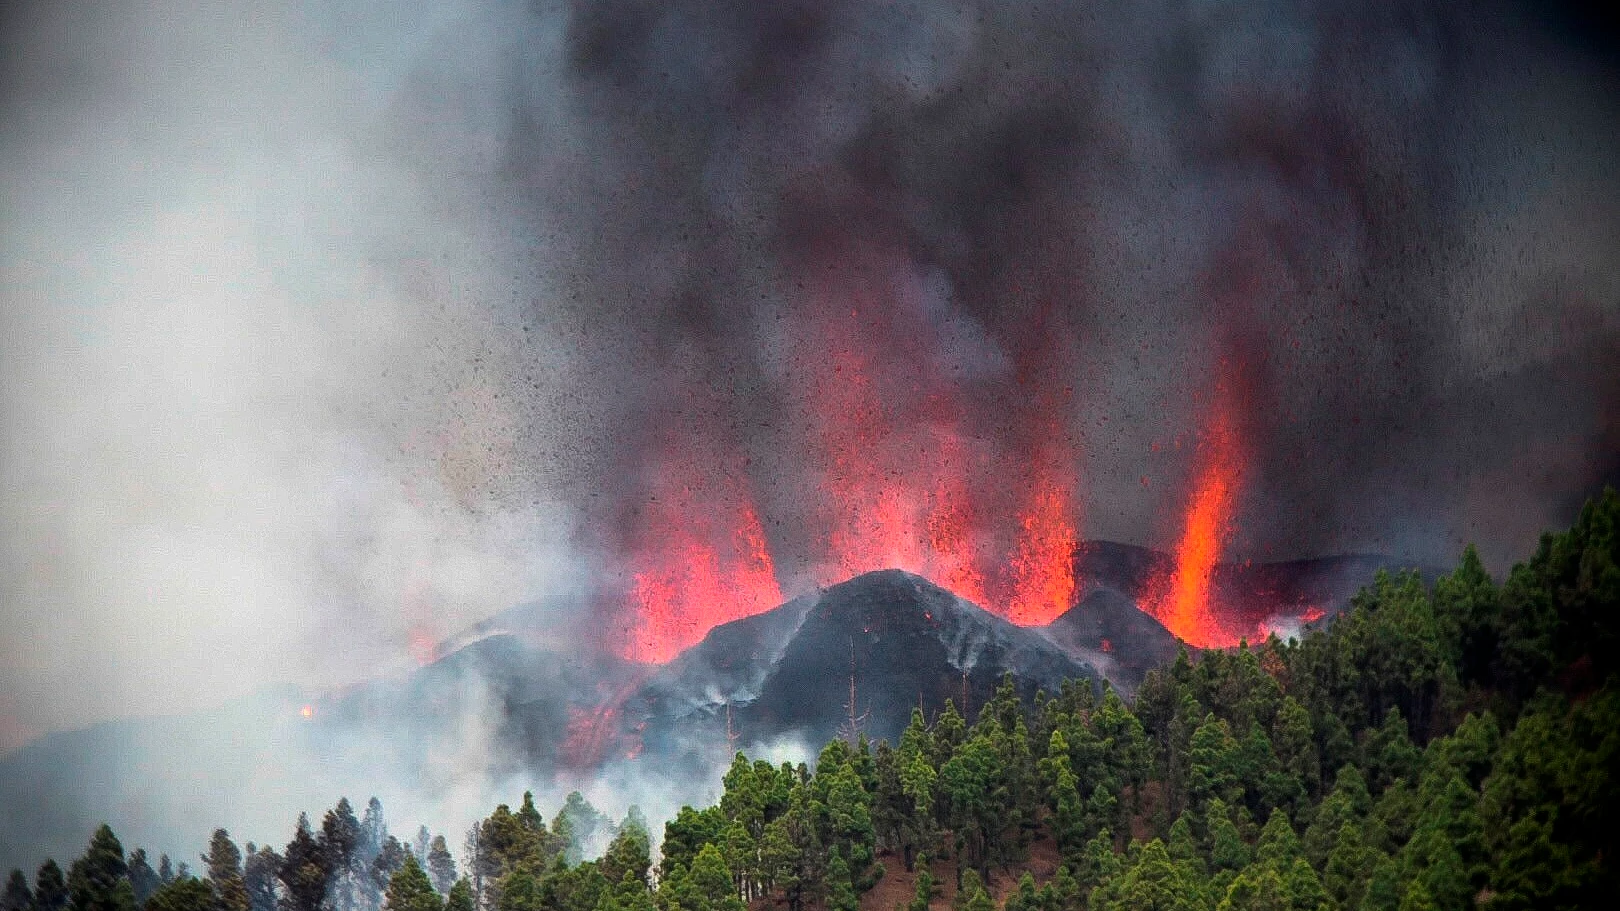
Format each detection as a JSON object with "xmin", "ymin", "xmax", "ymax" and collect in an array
[
  {"xmin": 619, "ymin": 454, "xmax": 783, "ymax": 663},
  {"xmin": 1005, "ymin": 459, "xmax": 1079, "ymax": 625},
  {"xmin": 1147, "ymin": 375, "xmax": 1244, "ymax": 647}
]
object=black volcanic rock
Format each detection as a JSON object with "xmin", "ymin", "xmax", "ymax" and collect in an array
[
  {"xmin": 1042, "ymin": 588, "xmax": 1181, "ymax": 693},
  {"xmin": 625, "ymin": 570, "xmax": 1098, "ymax": 761}
]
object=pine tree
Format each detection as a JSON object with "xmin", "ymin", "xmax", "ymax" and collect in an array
[
  {"xmin": 442, "ymin": 883, "xmax": 473, "ymax": 911},
  {"xmin": 125, "ymin": 853, "xmax": 158, "ymax": 909},
  {"xmin": 3, "ymin": 871, "xmax": 33, "ymax": 911},
  {"xmin": 36, "ymin": 862, "xmax": 68, "ymax": 911},
  {"xmin": 67, "ymin": 825, "xmax": 134, "ymax": 911},
  {"xmin": 599, "ymin": 818, "xmax": 649, "ymax": 891},
  {"xmin": 1358, "ymin": 857, "xmax": 1402, "ymax": 911},
  {"xmin": 1205, "ymin": 800, "xmax": 1250, "ymax": 873},
  {"xmin": 1270, "ymin": 697, "xmax": 1319, "ymax": 800},
  {"xmin": 242, "ymin": 847, "xmax": 280, "ymax": 911},
  {"xmin": 204, "ymin": 830, "xmax": 249, "ymax": 911},
  {"xmin": 906, "ymin": 855, "xmax": 934, "ymax": 911},
  {"xmin": 143, "ymin": 880, "xmax": 212, "ymax": 911},
  {"xmin": 493, "ymin": 870, "xmax": 535, "ymax": 911},
  {"xmin": 1048, "ymin": 866, "xmax": 1081, "ymax": 911},
  {"xmin": 688, "ymin": 846, "xmax": 743, "ymax": 911},
  {"xmin": 1001, "ymin": 873, "xmax": 1038, "ymax": 911},
  {"xmin": 1215, "ymin": 866, "xmax": 1288, "ymax": 911},
  {"xmin": 279, "ymin": 814, "xmax": 330, "ymax": 911},
  {"xmin": 1253, "ymin": 810, "xmax": 1301, "ymax": 869},
  {"xmin": 1303, "ymin": 765, "xmax": 1371, "ymax": 866},
  {"xmin": 383, "ymin": 859, "xmax": 440, "ymax": 911},
  {"xmin": 554, "ymin": 794, "xmax": 607, "ymax": 867},
  {"xmin": 1090, "ymin": 840, "xmax": 1208, "ymax": 911},
  {"xmin": 322, "ymin": 801, "xmax": 363, "ymax": 911},
  {"xmin": 1323, "ymin": 823, "xmax": 1377, "ymax": 910},
  {"xmin": 1396, "ymin": 881, "xmax": 1436, "ymax": 911},
  {"xmin": 371, "ymin": 839, "xmax": 408, "ymax": 900},
  {"xmin": 957, "ymin": 875, "xmax": 992, "ymax": 911},
  {"xmin": 1167, "ymin": 815, "xmax": 1205, "ymax": 875},
  {"xmin": 360, "ymin": 802, "xmax": 387, "ymax": 872}
]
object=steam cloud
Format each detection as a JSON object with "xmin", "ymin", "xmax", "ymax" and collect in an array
[{"xmin": 2, "ymin": 0, "xmax": 1619, "ymax": 878}]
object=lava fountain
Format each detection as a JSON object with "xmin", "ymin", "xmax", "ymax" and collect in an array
[
  {"xmin": 617, "ymin": 431, "xmax": 784, "ymax": 663},
  {"xmin": 1144, "ymin": 365, "xmax": 1245, "ymax": 647}
]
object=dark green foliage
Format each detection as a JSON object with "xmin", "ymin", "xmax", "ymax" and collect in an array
[
  {"xmin": 954, "ymin": 872, "xmax": 991, "ymax": 911},
  {"xmin": 278, "ymin": 815, "xmax": 329, "ymax": 911},
  {"xmin": 34, "ymin": 862, "xmax": 67, "ymax": 911},
  {"xmin": 370, "ymin": 838, "xmax": 409, "ymax": 901},
  {"xmin": 442, "ymin": 881, "xmax": 472, "ymax": 911},
  {"xmin": 659, "ymin": 806, "xmax": 726, "ymax": 882},
  {"xmin": 906, "ymin": 855, "xmax": 935, "ymax": 911},
  {"xmin": 1001, "ymin": 873, "xmax": 1038, "ymax": 911},
  {"xmin": 822, "ymin": 853, "xmax": 855, "ymax": 911},
  {"xmin": 598, "ymin": 815, "xmax": 649, "ymax": 890},
  {"xmin": 1205, "ymin": 801, "xmax": 1250, "ymax": 873},
  {"xmin": 142, "ymin": 880, "xmax": 211, "ymax": 911},
  {"xmin": 1496, "ymin": 488, "xmax": 1620, "ymax": 696},
  {"xmin": 384, "ymin": 859, "xmax": 440, "ymax": 911},
  {"xmin": 66, "ymin": 826, "xmax": 132, "ymax": 911},
  {"xmin": 203, "ymin": 830, "xmax": 249, "ymax": 911},
  {"xmin": 1090, "ymin": 840, "xmax": 1209, "ymax": 911}
]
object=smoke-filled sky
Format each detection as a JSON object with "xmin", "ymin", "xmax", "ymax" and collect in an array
[{"xmin": 3, "ymin": 0, "xmax": 1619, "ymax": 751}]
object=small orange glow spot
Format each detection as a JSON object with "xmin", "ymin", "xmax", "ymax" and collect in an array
[
  {"xmin": 1099, "ymin": 638, "xmax": 1113, "ymax": 653},
  {"xmin": 299, "ymin": 705, "xmax": 314, "ymax": 719}
]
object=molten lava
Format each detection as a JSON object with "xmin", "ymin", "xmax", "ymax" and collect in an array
[
  {"xmin": 604, "ymin": 251, "xmax": 1097, "ymax": 658},
  {"xmin": 1005, "ymin": 466, "xmax": 1079, "ymax": 625},
  {"xmin": 1146, "ymin": 374, "xmax": 1244, "ymax": 647},
  {"xmin": 619, "ymin": 450, "xmax": 783, "ymax": 663}
]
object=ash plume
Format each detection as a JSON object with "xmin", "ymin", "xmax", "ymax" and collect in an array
[{"xmin": 499, "ymin": 0, "xmax": 1620, "ymax": 611}]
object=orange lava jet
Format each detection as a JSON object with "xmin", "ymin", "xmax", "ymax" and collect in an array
[{"xmin": 1146, "ymin": 373, "xmax": 1244, "ymax": 648}]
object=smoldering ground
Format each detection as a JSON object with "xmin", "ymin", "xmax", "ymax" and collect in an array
[{"xmin": 3, "ymin": 0, "xmax": 1620, "ymax": 878}]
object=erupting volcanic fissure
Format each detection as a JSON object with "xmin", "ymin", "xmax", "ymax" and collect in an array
[
  {"xmin": 602, "ymin": 241, "xmax": 1322, "ymax": 661},
  {"xmin": 618, "ymin": 435, "xmax": 784, "ymax": 663},
  {"xmin": 609, "ymin": 259, "xmax": 1092, "ymax": 660},
  {"xmin": 1144, "ymin": 368, "xmax": 1246, "ymax": 648}
]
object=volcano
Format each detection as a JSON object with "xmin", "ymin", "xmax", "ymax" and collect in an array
[
  {"xmin": 0, "ymin": 541, "xmax": 1423, "ymax": 869},
  {"xmin": 622, "ymin": 569, "xmax": 1096, "ymax": 763}
]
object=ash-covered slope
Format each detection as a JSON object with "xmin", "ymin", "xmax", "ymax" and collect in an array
[
  {"xmin": 1041, "ymin": 588, "xmax": 1181, "ymax": 693},
  {"xmin": 624, "ymin": 570, "xmax": 1097, "ymax": 763},
  {"xmin": 322, "ymin": 633, "xmax": 641, "ymax": 772}
]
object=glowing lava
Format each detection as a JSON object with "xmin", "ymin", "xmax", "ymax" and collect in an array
[
  {"xmin": 1146, "ymin": 374, "xmax": 1244, "ymax": 647},
  {"xmin": 1005, "ymin": 465, "xmax": 1079, "ymax": 625},
  {"xmin": 619, "ymin": 441, "xmax": 783, "ymax": 663}
]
